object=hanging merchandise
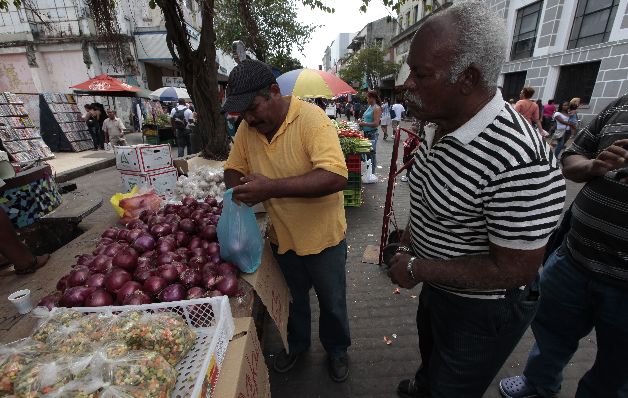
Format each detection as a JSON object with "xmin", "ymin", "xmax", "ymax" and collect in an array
[{"xmin": 39, "ymin": 93, "xmax": 94, "ymax": 152}]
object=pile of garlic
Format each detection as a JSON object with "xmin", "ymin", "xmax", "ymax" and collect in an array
[{"xmin": 175, "ymin": 166, "xmax": 226, "ymax": 201}]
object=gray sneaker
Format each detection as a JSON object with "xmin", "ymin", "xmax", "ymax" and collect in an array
[{"xmin": 499, "ymin": 376, "xmax": 542, "ymax": 398}]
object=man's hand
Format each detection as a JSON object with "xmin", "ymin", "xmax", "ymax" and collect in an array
[
  {"xmin": 232, "ymin": 173, "xmax": 275, "ymax": 206},
  {"xmin": 588, "ymin": 139, "xmax": 628, "ymax": 177},
  {"xmin": 387, "ymin": 252, "xmax": 419, "ymax": 289}
]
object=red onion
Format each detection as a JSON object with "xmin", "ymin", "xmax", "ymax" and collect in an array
[
  {"xmin": 150, "ymin": 223, "xmax": 172, "ymax": 238},
  {"xmin": 201, "ymin": 271, "xmax": 218, "ymax": 290},
  {"xmin": 190, "ymin": 247, "xmax": 207, "ymax": 257},
  {"xmin": 75, "ymin": 254, "xmax": 94, "ymax": 266},
  {"xmin": 179, "ymin": 268, "xmax": 201, "ymax": 288},
  {"xmin": 158, "ymin": 283, "xmax": 186, "ymax": 302},
  {"xmin": 206, "ymin": 242, "xmax": 220, "ymax": 256},
  {"xmin": 133, "ymin": 267, "xmax": 154, "ymax": 283},
  {"xmin": 84, "ymin": 288, "xmax": 114, "ymax": 307},
  {"xmin": 164, "ymin": 204, "xmax": 181, "ymax": 214},
  {"xmin": 209, "ymin": 215, "xmax": 220, "ymax": 225},
  {"xmin": 175, "ymin": 231, "xmax": 189, "ymax": 247},
  {"xmin": 196, "ymin": 202, "xmax": 211, "ymax": 212},
  {"xmin": 60, "ymin": 286, "xmax": 92, "ymax": 307},
  {"xmin": 216, "ymin": 274, "xmax": 239, "ymax": 296},
  {"xmin": 139, "ymin": 210, "xmax": 156, "ymax": 223},
  {"xmin": 68, "ymin": 269, "xmax": 90, "ymax": 287},
  {"xmin": 116, "ymin": 229, "xmax": 130, "ymax": 242},
  {"xmin": 89, "ymin": 255, "xmax": 113, "ymax": 274},
  {"xmin": 204, "ymin": 197, "xmax": 218, "ymax": 206},
  {"xmin": 178, "ymin": 206, "xmax": 192, "ymax": 218},
  {"xmin": 143, "ymin": 276, "xmax": 168, "ymax": 297},
  {"xmin": 190, "ymin": 209, "xmax": 205, "ymax": 222},
  {"xmin": 204, "ymin": 290, "xmax": 223, "ymax": 298},
  {"xmin": 56, "ymin": 275, "xmax": 70, "ymax": 292},
  {"xmin": 86, "ymin": 273, "xmax": 106, "ymax": 288},
  {"xmin": 157, "ymin": 264, "xmax": 178, "ymax": 282},
  {"xmin": 171, "ymin": 261, "xmax": 187, "ymax": 274},
  {"xmin": 188, "ymin": 237, "xmax": 203, "ymax": 250},
  {"xmin": 99, "ymin": 237, "xmax": 114, "ymax": 247},
  {"xmin": 92, "ymin": 245, "xmax": 107, "ymax": 256},
  {"xmin": 186, "ymin": 287, "xmax": 206, "ymax": 299},
  {"xmin": 148, "ymin": 214, "xmax": 166, "ymax": 226},
  {"xmin": 126, "ymin": 229, "xmax": 144, "ymax": 243},
  {"xmin": 125, "ymin": 219, "xmax": 145, "ymax": 229},
  {"xmin": 122, "ymin": 291, "xmax": 152, "ymax": 305},
  {"xmin": 132, "ymin": 234, "xmax": 155, "ymax": 253},
  {"xmin": 104, "ymin": 243, "xmax": 124, "ymax": 257},
  {"xmin": 210, "ymin": 255, "xmax": 221, "ymax": 265},
  {"xmin": 199, "ymin": 225, "xmax": 217, "ymax": 241},
  {"xmin": 104, "ymin": 269, "xmax": 132, "ymax": 293},
  {"xmin": 164, "ymin": 213, "xmax": 180, "ymax": 223},
  {"xmin": 117, "ymin": 281, "xmax": 143, "ymax": 302},
  {"xmin": 101, "ymin": 228, "xmax": 118, "ymax": 239},
  {"xmin": 175, "ymin": 248, "xmax": 191, "ymax": 261},
  {"xmin": 156, "ymin": 252, "xmax": 181, "ymax": 266},
  {"xmin": 112, "ymin": 248, "xmax": 138, "ymax": 271},
  {"xmin": 189, "ymin": 255, "xmax": 208, "ymax": 269},
  {"xmin": 182, "ymin": 196, "xmax": 197, "ymax": 207},
  {"xmin": 201, "ymin": 263, "xmax": 217, "ymax": 276},
  {"xmin": 178, "ymin": 218, "xmax": 196, "ymax": 233},
  {"xmin": 217, "ymin": 262, "xmax": 238, "ymax": 276},
  {"xmin": 136, "ymin": 256, "xmax": 153, "ymax": 269},
  {"xmin": 156, "ymin": 238, "xmax": 177, "ymax": 254},
  {"xmin": 38, "ymin": 292, "xmax": 61, "ymax": 310}
]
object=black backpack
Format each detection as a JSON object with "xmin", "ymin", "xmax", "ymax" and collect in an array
[
  {"xmin": 173, "ymin": 108, "xmax": 187, "ymax": 129},
  {"xmin": 389, "ymin": 107, "xmax": 396, "ymax": 119}
]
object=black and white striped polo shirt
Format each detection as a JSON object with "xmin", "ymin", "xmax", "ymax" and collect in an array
[{"xmin": 408, "ymin": 92, "xmax": 566, "ymax": 299}]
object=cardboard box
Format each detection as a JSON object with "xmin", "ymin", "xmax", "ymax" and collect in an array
[
  {"xmin": 214, "ymin": 317, "xmax": 271, "ymax": 398},
  {"xmin": 119, "ymin": 166, "xmax": 178, "ymax": 198},
  {"xmin": 115, "ymin": 144, "xmax": 172, "ymax": 173}
]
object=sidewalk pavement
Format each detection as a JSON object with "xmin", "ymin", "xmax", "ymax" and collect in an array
[{"xmin": 264, "ymin": 118, "xmax": 595, "ymax": 398}]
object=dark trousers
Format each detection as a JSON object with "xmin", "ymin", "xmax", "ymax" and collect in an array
[
  {"xmin": 89, "ymin": 126, "xmax": 104, "ymax": 149},
  {"xmin": 414, "ymin": 283, "xmax": 538, "ymax": 398},
  {"xmin": 271, "ymin": 240, "xmax": 351, "ymax": 358},
  {"xmin": 524, "ymin": 249, "xmax": 628, "ymax": 398},
  {"xmin": 176, "ymin": 128, "xmax": 191, "ymax": 157}
]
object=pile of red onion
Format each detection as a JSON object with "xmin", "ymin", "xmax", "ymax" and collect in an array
[{"xmin": 39, "ymin": 196, "xmax": 241, "ymax": 309}]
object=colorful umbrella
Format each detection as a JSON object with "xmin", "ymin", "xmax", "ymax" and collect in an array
[
  {"xmin": 70, "ymin": 74, "xmax": 140, "ymax": 97},
  {"xmin": 277, "ymin": 69, "xmax": 357, "ymax": 99},
  {"xmin": 149, "ymin": 87, "xmax": 191, "ymax": 102}
]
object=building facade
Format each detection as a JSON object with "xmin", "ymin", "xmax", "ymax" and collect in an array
[{"xmin": 490, "ymin": 0, "xmax": 628, "ymax": 122}]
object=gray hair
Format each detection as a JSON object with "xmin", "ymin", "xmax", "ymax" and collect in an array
[{"xmin": 438, "ymin": 1, "xmax": 507, "ymax": 87}]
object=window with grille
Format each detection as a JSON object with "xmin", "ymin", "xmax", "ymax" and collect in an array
[
  {"xmin": 554, "ymin": 61, "xmax": 601, "ymax": 105},
  {"xmin": 510, "ymin": 1, "xmax": 543, "ymax": 61},
  {"xmin": 502, "ymin": 71, "xmax": 528, "ymax": 102},
  {"xmin": 568, "ymin": 0, "xmax": 620, "ymax": 49}
]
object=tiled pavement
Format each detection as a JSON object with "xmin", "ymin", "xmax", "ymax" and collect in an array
[{"xmin": 265, "ymin": 118, "xmax": 595, "ymax": 398}]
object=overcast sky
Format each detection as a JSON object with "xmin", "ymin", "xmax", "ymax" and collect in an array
[{"xmin": 293, "ymin": 0, "xmax": 394, "ymax": 69}]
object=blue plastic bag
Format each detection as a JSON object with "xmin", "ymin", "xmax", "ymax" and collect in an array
[{"xmin": 217, "ymin": 189, "xmax": 263, "ymax": 273}]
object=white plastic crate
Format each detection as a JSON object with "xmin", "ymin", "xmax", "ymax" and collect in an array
[{"xmin": 65, "ymin": 296, "xmax": 235, "ymax": 398}]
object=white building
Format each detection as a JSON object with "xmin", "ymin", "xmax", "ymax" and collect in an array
[{"xmin": 490, "ymin": 0, "xmax": 628, "ymax": 122}]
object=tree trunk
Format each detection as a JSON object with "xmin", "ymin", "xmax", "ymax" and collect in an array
[{"xmin": 157, "ymin": 0, "xmax": 229, "ymax": 160}]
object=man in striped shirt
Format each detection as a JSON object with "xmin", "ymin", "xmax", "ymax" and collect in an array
[{"xmin": 387, "ymin": 3, "xmax": 566, "ymax": 398}]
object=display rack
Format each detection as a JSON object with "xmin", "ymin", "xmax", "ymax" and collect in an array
[
  {"xmin": 40, "ymin": 92, "xmax": 94, "ymax": 152},
  {"xmin": 0, "ymin": 92, "xmax": 54, "ymax": 163}
]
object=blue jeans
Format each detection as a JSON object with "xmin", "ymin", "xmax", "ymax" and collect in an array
[
  {"xmin": 362, "ymin": 131, "xmax": 378, "ymax": 171},
  {"xmin": 524, "ymin": 249, "xmax": 628, "ymax": 397},
  {"xmin": 176, "ymin": 128, "xmax": 191, "ymax": 157},
  {"xmin": 271, "ymin": 240, "xmax": 351, "ymax": 358},
  {"xmin": 554, "ymin": 130, "xmax": 571, "ymax": 157}
]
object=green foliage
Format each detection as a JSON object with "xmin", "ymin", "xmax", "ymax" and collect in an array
[
  {"xmin": 214, "ymin": 0, "xmax": 318, "ymax": 62},
  {"xmin": 0, "ymin": 0, "xmax": 21, "ymax": 10},
  {"xmin": 340, "ymin": 46, "xmax": 399, "ymax": 90},
  {"xmin": 267, "ymin": 53, "xmax": 303, "ymax": 74}
]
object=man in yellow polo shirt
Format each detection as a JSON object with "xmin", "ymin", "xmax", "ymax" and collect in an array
[{"xmin": 222, "ymin": 60, "xmax": 351, "ymax": 382}]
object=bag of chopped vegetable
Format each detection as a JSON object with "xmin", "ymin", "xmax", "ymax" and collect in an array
[
  {"xmin": 13, "ymin": 354, "xmax": 92, "ymax": 398},
  {"xmin": 99, "ymin": 350, "xmax": 177, "ymax": 398},
  {"xmin": 217, "ymin": 188, "xmax": 263, "ymax": 273},
  {"xmin": 31, "ymin": 308, "xmax": 83, "ymax": 343},
  {"xmin": 129, "ymin": 312, "xmax": 196, "ymax": 366},
  {"xmin": 0, "ymin": 338, "xmax": 49, "ymax": 396},
  {"xmin": 39, "ymin": 377, "xmax": 103, "ymax": 398}
]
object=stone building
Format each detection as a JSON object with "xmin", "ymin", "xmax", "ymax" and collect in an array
[{"xmin": 322, "ymin": 33, "xmax": 356, "ymax": 75}]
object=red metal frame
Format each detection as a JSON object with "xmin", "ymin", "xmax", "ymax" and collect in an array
[{"xmin": 379, "ymin": 125, "xmax": 421, "ymax": 264}]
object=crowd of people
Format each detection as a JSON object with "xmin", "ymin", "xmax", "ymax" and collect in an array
[{"xmin": 218, "ymin": 1, "xmax": 626, "ymax": 398}]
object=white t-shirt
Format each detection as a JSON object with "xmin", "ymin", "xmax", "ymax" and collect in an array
[
  {"xmin": 170, "ymin": 105, "xmax": 193, "ymax": 122},
  {"xmin": 391, "ymin": 103, "xmax": 405, "ymax": 121},
  {"xmin": 553, "ymin": 111, "xmax": 570, "ymax": 130}
]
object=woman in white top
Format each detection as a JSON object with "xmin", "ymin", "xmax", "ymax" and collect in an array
[
  {"xmin": 380, "ymin": 98, "xmax": 391, "ymax": 140},
  {"xmin": 551, "ymin": 101, "xmax": 577, "ymax": 149}
]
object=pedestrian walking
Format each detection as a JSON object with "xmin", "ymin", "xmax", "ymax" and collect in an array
[
  {"xmin": 345, "ymin": 102, "xmax": 353, "ymax": 121},
  {"xmin": 554, "ymin": 97, "xmax": 580, "ymax": 157},
  {"xmin": 170, "ymin": 98, "xmax": 193, "ymax": 157},
  {"xmin": 542, "ymin": 99, "xmax": 557, "ymax": 132},
  {"xmin": 359, "ymin": 91, "xmax": 382, "ymax": 173},
  {"xmin": 550, "ymin": 102, "xmax": 577, "ymax": 154},
  {"xmin": 102, "ymin": 109, "xmax": 126, "ymax": 147},
  {"xmin": 499, "ymin": 94, "xmax": 628, "ymax": 398},
  {"xmin": 222, "ymin": 59, "xmax": 351, "ymax": 383},
  {"xmin": 381, "ymin": 97, "xmax": 392, "ymax": 140},
  {"xmin": 514, "ymin": 86, "xmax": 545, "ymax": 136},
  {"xmin": 391, "ymin": 98, "xmax": 405, "ymax": 131},
  {"xmin": 386, "ymin": 3, "xmax": 566, "ymax": 397},
  {"xmin": 83, "ymin": 104, "xmax": 103, "ymax": 150},
  {"xmin": 91, "ymin": 103, "xmax": 107, "ymax": 148}
]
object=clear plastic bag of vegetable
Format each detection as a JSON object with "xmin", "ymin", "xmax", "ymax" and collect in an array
[
  {"xmin": 31, "ymin": 308, "xmax": 82, "ymax": 343},
  {"xmin": 0, "ymin": 338, "xmax": 48, "ymax": 396},
  {"xmin": 216, "ymin": 188, "xmax": 263, "ymax": 273},
  {"xmin": 13, "ymin": 354, "xmax": 92, "ymax": 398}
]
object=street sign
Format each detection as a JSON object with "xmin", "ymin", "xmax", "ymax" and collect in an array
[{"xmin": 162, "ymin": 76, "xmax": 185, "ymax": 88}]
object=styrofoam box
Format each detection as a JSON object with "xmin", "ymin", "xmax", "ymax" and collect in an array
[
  {"xmin": 139, "ymin": 144, "xmax": 173, "ymax": 172},
  {"xmin": 120, "ymin": 166, "xmax": 177, "ymax": 198},
  {"xmin": 115, "ymin": 144, "xmax": 173, "ymax": 173},
  {"xmin": 64, "ymin": 296, "xmax": 235, "ymax": 398}
]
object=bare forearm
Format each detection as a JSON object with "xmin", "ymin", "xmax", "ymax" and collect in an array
[
  {"xmin": 413, "ymin": 253, "xmax": 539, "ymax": 289},
  {"xmin": 224, "ymin": 169, "xmax": 245, "ymax": 189},
  {"xmin": 562, "ymin": 155, "xmax": 594, "ymax": 183},
  {"xmin": 271, "ymin": 169, "xmax": 346, "ymax": 198}
]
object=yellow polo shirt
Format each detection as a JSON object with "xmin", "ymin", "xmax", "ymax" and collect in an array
[{"xmin": 224, "ymin": 96, "xmax": 347, "ymax": 256}]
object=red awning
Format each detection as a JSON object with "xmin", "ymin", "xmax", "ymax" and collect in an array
[{"xmin": 70, "ymin": 74, "xmax": 140, "ymax": 96}]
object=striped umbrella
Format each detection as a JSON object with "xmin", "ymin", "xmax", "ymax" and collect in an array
[
  {"xmin": 149, "ymin": 86, "xmax": 191, "ymax": 102},
  {"xmin": 277, "ymin": 69, "xmax": 357, "ymax": 99}
]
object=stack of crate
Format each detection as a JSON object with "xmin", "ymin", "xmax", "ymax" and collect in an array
[{"xmin": 343, "ymin": 154, "xmax": 362, "ymax": 207}]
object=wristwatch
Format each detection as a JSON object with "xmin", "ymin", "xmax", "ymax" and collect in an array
[
  {"xmin": 396, "ymin": 245, "xmax": 413, "ymax": 254},
  {"xmin": 407, "ymin": 257, "xmax": 417, "ymax": 282}
]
